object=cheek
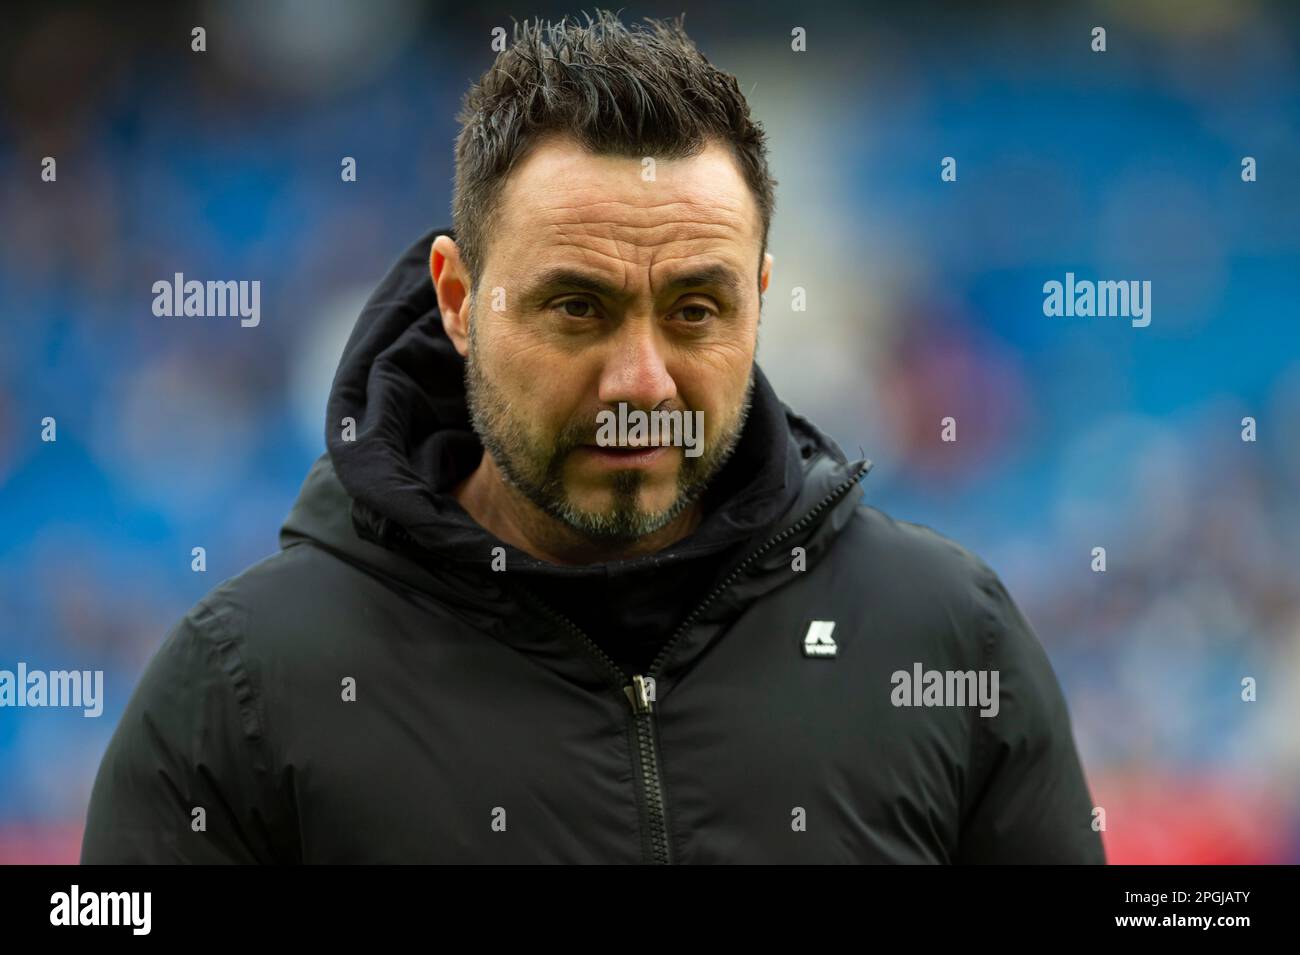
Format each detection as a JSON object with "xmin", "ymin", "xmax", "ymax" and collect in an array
[
  {"xmin": 490, "ymin": 330, "xmax": 590, "ymax": 432},
  {"xmin": 687, "ymin": 330, "xmax": 756, "ymax": 378},
  {"xmin": 681, "ymin": 331, "xmax": 754, "ymax": 391},
  {"xmin": 679, "ymin": 373, "xmax": 750, "ymax": 440}
]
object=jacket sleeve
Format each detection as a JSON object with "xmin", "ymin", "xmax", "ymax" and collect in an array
[
  {"xmin": 81, "ymin": 599, "xmax": 292, "ymax": 864},
  {"xmin": 955, "ymin": 567, "xmax": 1106, "ymax": 864}
]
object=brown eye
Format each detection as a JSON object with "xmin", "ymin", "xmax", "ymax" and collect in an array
[
  {"xmin": 677, "ymin": 305, "xmax": 713, "ymax": 324},
  {"xmin": 560, "ymin": 299, "xmax": 596, "ymax": 318}
]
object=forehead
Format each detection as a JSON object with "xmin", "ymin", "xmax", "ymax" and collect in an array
[{"xmin": 488, "ymin": 135, "xmax": 761, "ymax": 280}]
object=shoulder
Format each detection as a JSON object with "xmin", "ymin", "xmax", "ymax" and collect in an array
[
  {"xmin": 837, "ymin": 502, "xmax": 1003, "ymax": 606},
  {"xmin": 160, "ymin": 541, "xmax": 390, "ymax": 687},
  {"xmin": 820, "ymin": 503, "xmax": 1044, "ymax": 670}
]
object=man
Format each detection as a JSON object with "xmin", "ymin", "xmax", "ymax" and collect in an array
[{"xmin": 82, "ymin": 11, "xmax": 1104, "ymax": 864}]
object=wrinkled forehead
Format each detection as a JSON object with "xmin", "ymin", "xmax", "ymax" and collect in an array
[{"xmin": 486, "ymin": 136, "xmax": 762, "ymax": 288}]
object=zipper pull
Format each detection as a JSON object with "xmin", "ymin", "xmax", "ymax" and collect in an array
[{"xmin": 625, "ymin": 674, "xmax": 654, "ymax": 714}]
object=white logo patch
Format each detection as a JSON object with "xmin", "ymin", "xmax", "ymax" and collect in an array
[{"xmin": 802, "ymin": 620, "xmax": 838, "ymax": 658}]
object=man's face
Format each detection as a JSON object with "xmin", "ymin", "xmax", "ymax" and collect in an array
[{"xmin": 457, "ymin": 135, "xmax": 768, "ymax": 544}]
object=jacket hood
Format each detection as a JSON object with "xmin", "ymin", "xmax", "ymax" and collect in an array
[{"xmin": 280, "ymin": 225, "xmax": 871, "ymax": 638}]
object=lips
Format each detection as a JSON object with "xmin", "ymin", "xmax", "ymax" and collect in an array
[{"xmin": 578, "ymin": 443, "xmax": 670, "ymax": 465}]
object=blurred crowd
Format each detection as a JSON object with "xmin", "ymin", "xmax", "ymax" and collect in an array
[{"xmin": 1, "ymin": 0, "xmax": 1296, "ymax": 862}]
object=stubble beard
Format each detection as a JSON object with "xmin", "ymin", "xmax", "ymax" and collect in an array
[{"xmin": 462, "ymin": 306, "xmax": 754, "ymax": 545}]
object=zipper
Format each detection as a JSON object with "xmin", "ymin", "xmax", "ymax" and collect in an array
[
  {"xmin": 506, "ymin": 587, "xmax": 675, "ymax": 863},
  {"xmin": 505, "ymin": 459, "xmax": 870, "ymax": 865},
  {"xmin": 627, "ymin": 674, "xmax": 672, "ymax": 864},
  {"xmin": 383, "ymin": 460, "xmax": 872, "ymax": 864}
]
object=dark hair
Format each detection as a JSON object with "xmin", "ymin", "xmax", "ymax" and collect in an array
[{"xmin": 452, "ymin": 9, "xmax": 776, "ymax": 291}]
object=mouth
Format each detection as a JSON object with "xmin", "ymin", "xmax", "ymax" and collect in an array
[{"xmin": 578, "ymin": 444, "xmax": 671, "ymax": 467}]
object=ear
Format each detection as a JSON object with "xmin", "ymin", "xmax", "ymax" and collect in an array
[
  {"xmin": 430, "ymin": 234, "xmax": 471, "ymax": 357},
  {"xmin": 760, "ymin": 252, "xmax": 773, "ymax": 294}
]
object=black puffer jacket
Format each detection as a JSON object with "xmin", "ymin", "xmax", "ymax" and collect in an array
[{"xmin": 81, "ymin": 227, "xmax": 1106, "ymax": 864}]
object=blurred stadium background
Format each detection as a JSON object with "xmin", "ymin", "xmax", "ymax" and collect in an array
[{"xmin": 1, "ymin": 0, "xmax": 1297, "ymax": 863}]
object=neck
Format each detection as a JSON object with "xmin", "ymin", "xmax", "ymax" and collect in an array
[{"xmin": 451, "ymin": 453, "xmax": 703, "ymax": 565}]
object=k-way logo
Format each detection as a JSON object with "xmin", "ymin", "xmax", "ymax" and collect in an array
[
  {"xmin": 802, "ymin": 620, "xmax": 838, "ymax": 658},
  {"xmin": 50, "ymin": 885, "xmax": 151, "ymax": 935}
]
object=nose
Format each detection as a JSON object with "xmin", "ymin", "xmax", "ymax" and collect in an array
[{"xmin": 596, "ymin": 322, "xmax": 678, "ymax": 415}]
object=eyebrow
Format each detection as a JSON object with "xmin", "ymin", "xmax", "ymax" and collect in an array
[{"xmin": 522, "ymin": 263, "xmax": 745, "ymax": 304}]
